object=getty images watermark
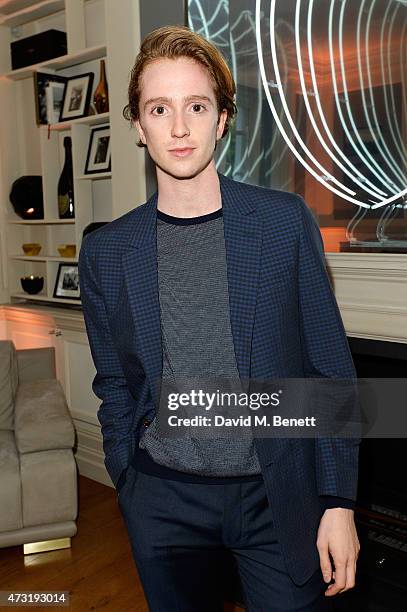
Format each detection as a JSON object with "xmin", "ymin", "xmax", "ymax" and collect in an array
[
  {"xmin": 165, "ymin": 386, "xmax": 316, "ymax": 428},
  {"xmin": 146, "ymin": 376, "xmax": 407, "ymax": 439}
]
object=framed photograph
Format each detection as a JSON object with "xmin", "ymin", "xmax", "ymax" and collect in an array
[
  {"xmin": 59, "ymin": 72, "xmax": 94, "ymax": 122},
  {"xmin": 34, "ymin": 72, "xmax": 67, "ymax": 125},
  {"xmin": 84, "ymin": 125, "xmax": 111, "ymax": 174},
  {"xmin": 53, "ymin": 263, "xmax": 80, "ymax": 300}
]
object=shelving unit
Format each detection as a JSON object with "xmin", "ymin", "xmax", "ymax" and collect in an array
[
  {"xmin": 77, "ymin": 172, "xmax": 111, "ymax": 180},
  {"xmin": 0, "ymin": 1, "xmax": 43, "ymax": 16},
  {"xmin": 0, "ymin": 0, "xmax": 146, "ymax": 306},
  {"xmin": 11, "ymin": 291, "xmax": 79, "ymax": 304},
  {"xmin": 0, "ymin": 0, "xmax": 65, "ymax": 28},
  {"xmin": 10, "ymin": 254, "xmax": 78, "ymax": 261},
  {"xmin": 1, "ymin": 43, "xmax": 107, "ymax": 80},
  {"xmin": 50, "ymin": 110, "xmax": 109, "ymax": 131},
  {"xmin": 8, "ymin": 218, "xmax": 75, "ymax": 224}
]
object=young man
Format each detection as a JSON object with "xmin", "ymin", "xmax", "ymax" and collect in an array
[{"xmin": 79, "ymin": 25, "xmax": 360, "ymax": 612}]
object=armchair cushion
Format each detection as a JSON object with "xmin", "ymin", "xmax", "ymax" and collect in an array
[
  {"xmin": 21, "ymin": 449, "xmax": 77, "ymax": 527},
  {"xmin": 16, "ymin": 347, "xmax": 56, "ymax": 384},
  {"xmin": 0, "ymin": 430, "xmax": 23, "ymax": 531},
  {"xmin": 14, "ymin": 379, "xmax": 75, "ymax": 454},
  {"xmin": 0, "ymin": 341, "xmax": 19, "ymax": 431}
]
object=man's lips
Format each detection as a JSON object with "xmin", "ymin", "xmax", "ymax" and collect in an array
[{"xmin": 169, "ymin": 147, "xmax": 195, "ymax": 157}]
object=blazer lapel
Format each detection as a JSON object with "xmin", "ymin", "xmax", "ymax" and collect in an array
[
  {"xmin": 219, "ymin": 173, "xmax": 263, "ymax": 383},
  {"xmin": 122, "ymin": 191, "xmax": 162, "ymax": 407},
  {"xmin": 121, "ymin": 172, "xmax": 263, "ymax": 409}
]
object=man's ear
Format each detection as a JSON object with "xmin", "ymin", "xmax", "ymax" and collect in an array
[
  {"xmin": 216, "ymin": 109, "xmax": 228, "ymax": 140},
  {"xmin": 134, "ymin": 118, "xmax": 147, "ymax": 145}
]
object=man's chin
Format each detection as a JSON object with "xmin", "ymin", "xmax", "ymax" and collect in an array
[{"xmin": 154, "ymin": 156, "xmax": 213, "ymax": 181}]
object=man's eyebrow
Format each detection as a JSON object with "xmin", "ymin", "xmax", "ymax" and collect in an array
[{"xmin": 143, "ymin": 95, "xmax": 213, "ymax": 110}]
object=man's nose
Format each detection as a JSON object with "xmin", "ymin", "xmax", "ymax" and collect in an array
[{"xmin": 171, "ymin": 111, "xmax": 190, "ymax": 138}]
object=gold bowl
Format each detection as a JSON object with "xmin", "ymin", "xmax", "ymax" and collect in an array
[
  {"xmin": 57, "ymin": 244, "xmax": 76, "ymax": 257},
  {"xmin": 22, "ymin": 243, "xmax": 41, "ymax": 256}
]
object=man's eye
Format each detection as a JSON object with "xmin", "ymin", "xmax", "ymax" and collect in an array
[
  {"xmin": 152, "ymin": 106, "xmax": 166, "ymax": 115},
  {"xmin": 192, "ymin": 103, "xmax": 205, "ymax": 112}
]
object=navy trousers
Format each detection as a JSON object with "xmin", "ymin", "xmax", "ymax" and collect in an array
[{"xmin": 118, "ymin": 466, "xmax": 334, "ymax": 612}]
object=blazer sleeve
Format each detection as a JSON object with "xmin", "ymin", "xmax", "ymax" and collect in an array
[
  {"xmin": 78, "ymin": 234, "xmax": 134, "ymax": 488},
  {"xmin": 296, "ymin": 196, "xmax": 360, "ymax": 501}
]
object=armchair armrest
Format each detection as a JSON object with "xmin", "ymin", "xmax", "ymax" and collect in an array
[
  {"xmin": 14, "ymin": 379, "xmax": 75, "ymax": 454},
  {"xmin": 16, "ymin": 347, "xmax": 56, "ymax": 384}
]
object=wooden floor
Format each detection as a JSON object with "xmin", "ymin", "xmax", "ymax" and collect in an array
[{"xmin": 0, "ymin": 475, "xmax": 243, "ymax": 611}]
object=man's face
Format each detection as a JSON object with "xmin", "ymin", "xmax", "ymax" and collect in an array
[{"xmin": 135, "ymin": 57, "xmax": 227, "ymax": 180}]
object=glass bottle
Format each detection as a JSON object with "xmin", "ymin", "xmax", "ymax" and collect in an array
[
  {"xmin": 93, "ymin": 59, "xmax": 109, "ymax": 114},
  {"xmin": 58, "ymin": 136, "xmax": 75, "ymax": 219}
]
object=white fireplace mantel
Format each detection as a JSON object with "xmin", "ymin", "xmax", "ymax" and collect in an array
[{"xmin": 326, "ymin": 253, "xmax": 407, "ymax": 344}]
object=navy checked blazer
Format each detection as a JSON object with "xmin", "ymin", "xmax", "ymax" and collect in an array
[{"xmin": 78, "ymin": 171, "xmax": 360, "ymax": 586}]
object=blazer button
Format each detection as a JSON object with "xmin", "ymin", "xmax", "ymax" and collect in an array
[{"xmin": 143, "ymin": 417, "xmax": 151, "ymax": 427}]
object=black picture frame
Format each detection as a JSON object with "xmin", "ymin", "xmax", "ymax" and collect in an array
[
  {"xmin": 84, "ymin": 125, "xmax": 111, "ymax": 174},
  {"xmin": 33, "ymin": 71, "xmax": 67, "ymax": 125},
  {"xmin": 53, "ymin": 263, "xmax": 80, "ymax": 300},
  {"xmin": 59, "ymin": 72, "xmax": 94, "ymax": 122}
]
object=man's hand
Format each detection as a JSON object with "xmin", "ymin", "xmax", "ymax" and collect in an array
[{"xmin": 316, "ymin": 508, "xmax": 360, "ymax": 596}]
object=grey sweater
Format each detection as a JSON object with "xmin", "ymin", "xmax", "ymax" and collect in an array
[{"xmin": 138, "ymin": 206, "xmax": 262, "ymax": 478}]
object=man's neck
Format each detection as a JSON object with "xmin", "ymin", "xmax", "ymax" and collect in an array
[{"xmin": 156, "ymin": 163, "xmax": 222, "ymax": 218}]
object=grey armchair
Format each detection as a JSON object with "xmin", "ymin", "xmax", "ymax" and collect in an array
[{"xmin": 0, "ymin": 340, "xmax": 77, "ymax": 554}]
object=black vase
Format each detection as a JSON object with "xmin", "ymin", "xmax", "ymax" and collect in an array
[{"xmin": 9, "ymin": 176, "xmax": 44, "ymax": 219}]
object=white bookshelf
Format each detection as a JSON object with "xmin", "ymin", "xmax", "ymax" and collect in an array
[
  {"xmin": 0, "ymin": 1, "xmax": 43, "ymax": 16},
  {"xmin": 8, "ymin": 218, "xmax": 75, "ymax": 224},
  {"xmin": 0, "ymin": 0, "xmax": 65, "ymax": 27},
  {"xmin": 50, "ymin": 110, "xmax": 109, "ymax": 131},
  {"xmin": 0, "ymin": 0, "xmax": 147, "ymax": 306},
  {"xmin": 77, "ymin": 171, "xmax": 111, "ymax": 180},
  {"xmin": 10, "ymin": 254, "xmax": 78, "ymax": 261},
  {"xmin": 1, "ymin": 43, "xmax": 107, "ymax": 80},
  {"xmin": 10, "ymin": 291, "xmax": 80, "ymax": 305}
]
